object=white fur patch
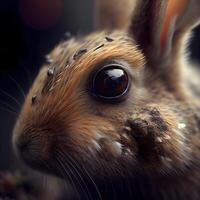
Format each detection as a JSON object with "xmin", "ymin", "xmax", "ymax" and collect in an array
[
  {"xmin": 178, "ymin": 123, "xmax": 186, "ymax": 129},
  {"xmin": 111, "ymin": 141, "xmax": 122, "ymax": 157}
]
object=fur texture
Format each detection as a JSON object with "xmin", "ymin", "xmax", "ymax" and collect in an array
[{"xmin": 13, "ymin": 0, "xmax": 200, "ymax": 199}]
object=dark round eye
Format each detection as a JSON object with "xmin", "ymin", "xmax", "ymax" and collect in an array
[{"xmin": 91, "ymin": 65, "xmax": 129, "ymax": 101}]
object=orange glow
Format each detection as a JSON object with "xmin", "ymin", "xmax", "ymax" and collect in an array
[{"xmin": 160, "ymin": 0, "xmax": 188, "ymax": 47}]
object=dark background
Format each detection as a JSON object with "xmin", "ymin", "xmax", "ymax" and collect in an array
[{"xmin": 0, "ymin": 0, "xmax": 200, "ymax": 170}]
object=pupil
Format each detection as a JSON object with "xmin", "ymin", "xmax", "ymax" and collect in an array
[{"xmin": 93, "ymin": 66, "xmax": 129, "ymax": 98}]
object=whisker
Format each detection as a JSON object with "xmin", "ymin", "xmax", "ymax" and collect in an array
[
  {"xmin": 58, "ymin": 148, "xmax": 92, "ymax": 200},
  {"xmin": 57, "ymin": 151, "xmax": 87, "ymax": 200},
  {"xmin": 80, "ymin": 162, "xmax": 102, "ymax": 200},
  {"xmin": 58, "ymin": 147, "xmax": 102, "ymax": 200},
  {"xmin": 21, "ymin": 65, "xmax": 33, "ymax": 86},
  {"xmin": 0, "ymin": 89, "xmax": 22, "ymax": 108},
  {"xmin": 35, "ymin": 158, "xmax": 58, "ymax": 193},
  {"xmin": 0, "ymin": 99, "xmax": 19, "ymax": 113},
  {"xmin": 8, "ymin": 75, "xmax": 26, "ymax": 99},
  {"xmin": 55, "ymin": 154, "xmax": 81, "ymax": 200},
  {"xmin": 0, "ymin": 107, "xmax": 18, "ymax": 116},
  {"xmin": 53, "ymin": 162, "xmax": 72, "ymax": 196}
]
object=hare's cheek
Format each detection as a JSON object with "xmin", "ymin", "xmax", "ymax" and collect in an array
[
  {"xmin": 159, "ymin": 125, "xmax": 191, "ymax": 169},
  {"xmin": 122, "ymin": 107, "xmax": 191, "ymax": 170},
  {"xmin": 87, "ymin": 135, "xmax": 123, "ymax": 160},
  {"xmin": 68, "ymin": 121, "xmax": 124, "ymax": 161}
]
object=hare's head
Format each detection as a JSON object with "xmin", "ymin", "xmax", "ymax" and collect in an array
[{"xmin": 13, "ymin": 0, "xmax": 200, "ymax": 183}]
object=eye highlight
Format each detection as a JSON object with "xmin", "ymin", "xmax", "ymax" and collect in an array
[{"xmin": 89, "ymin": 64, "xmax": 130, "ymax": 102}]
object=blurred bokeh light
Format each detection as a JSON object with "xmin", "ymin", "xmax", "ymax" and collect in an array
[{"xmin": 19, "ymin": 0, "xmax": 62, "ymax": 30}]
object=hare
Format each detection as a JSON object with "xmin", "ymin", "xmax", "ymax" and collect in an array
[{"xmin": 12, "ymin": 0, "xmax": 200, "ymax": 199}]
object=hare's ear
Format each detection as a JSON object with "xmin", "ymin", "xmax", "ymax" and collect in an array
[
  {"xmin": 129, "ymin": 0, "xmax": 168, "ymax": 58},
  {"xmin": 95, "ymin": 0, "xmax": 136, "ymax": 30},
  {"xmin": 129, "ymin": 0, "xmax": 200, "ymax": 65},
  {"xmin": 160, "ymin": 0, "xmax": 200, "ymax": 62}
]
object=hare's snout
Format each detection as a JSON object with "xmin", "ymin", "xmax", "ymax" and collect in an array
[
  {"xmin": 13, "ymin": 127, "xmax": 56, "ymax": 173},
  {"xmin": 15, "ymin": 134, "xmax": 39, "ymax": 166}
]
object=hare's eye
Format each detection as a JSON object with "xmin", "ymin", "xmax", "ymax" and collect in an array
[{"xmin": 91, "ymin": 65, "xmax": 129, "ymax": 101}]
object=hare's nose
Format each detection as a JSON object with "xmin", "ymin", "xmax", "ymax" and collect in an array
[
  {"xmin": 15, "ymin": 134, "xmax": 39, "ymax": 165},
  {"xmin": 14, "ymin": 130, "xmax": 52, "ymax": 171}
]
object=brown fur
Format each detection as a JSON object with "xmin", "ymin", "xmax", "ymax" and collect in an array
[{"xmin": 13, "ymin": 0, "xmax": 200, "ymax": 199}]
